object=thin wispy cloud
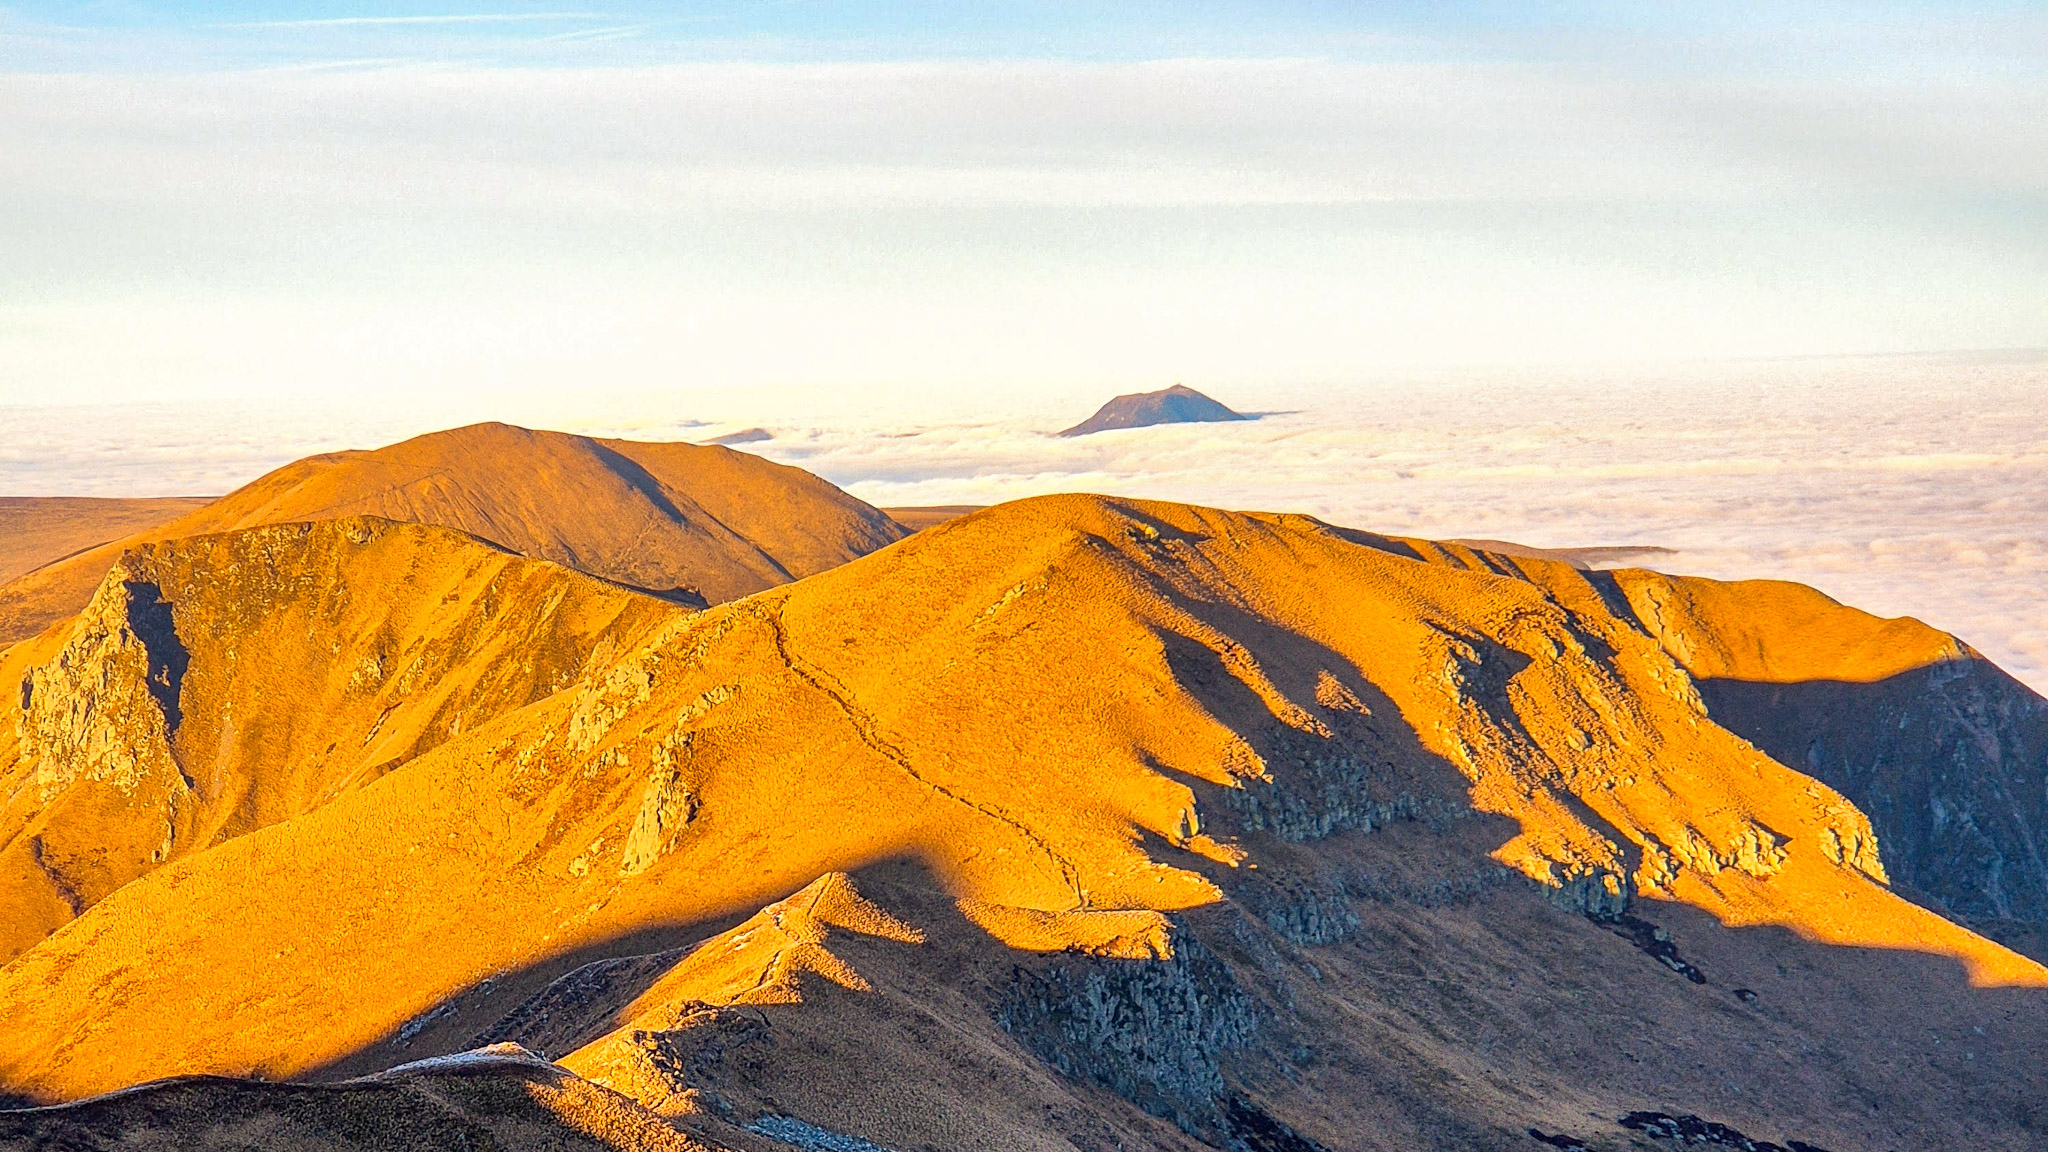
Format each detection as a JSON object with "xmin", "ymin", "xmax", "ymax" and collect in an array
[
  {"xmin": 542, "ymin": 24, "xmax": 655, "ymax": 44},
  {"xmin": 218, "ymin": 13, "xmax": 609, "ymax": 30},
  {"xmin": 2, "ymin": 57, "xmax": 2038, "ymax": 401}
]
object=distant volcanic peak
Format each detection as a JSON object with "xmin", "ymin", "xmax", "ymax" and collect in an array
[
  {"xmin": 706, "ymin": 427, "xmax": 772, "ymax": 446},
  {"xmin": 1058, "ymin": 384, "xmax": 1250, "ymax": 437}
]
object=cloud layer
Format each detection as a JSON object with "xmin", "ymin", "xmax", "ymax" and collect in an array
[
  {"xmin": 2, "ymin": 58, "xmax": 2043, "ymax": 406},
  {"xmin": 5, "ymin": 352, "xmax": 2043, "ymax": 692}
]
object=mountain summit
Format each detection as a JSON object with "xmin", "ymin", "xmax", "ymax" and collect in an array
[{"xmin": 1058, "ymin": 384, "xmax": 1249, "ymax": 436}]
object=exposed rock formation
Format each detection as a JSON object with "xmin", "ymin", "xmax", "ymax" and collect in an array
[
  {"xmin": 997, "ymin": 932, "xmax": 1262, "ymax": 1142},
  {"xmin": 1613, "ymin": 570, "xmax": 2048, "ymax": 926}
]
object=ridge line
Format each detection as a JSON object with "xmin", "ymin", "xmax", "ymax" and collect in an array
[{"xmin": 755, "ymin": 600, "xmax": 1087, "ymax": 909}]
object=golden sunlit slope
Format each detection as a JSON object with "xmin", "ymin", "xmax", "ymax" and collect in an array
[
  {"xmin": 0, "ymin": 423, "xmax": 907, "ymax": 643},
  {"xmin": 0, "ymin": 497, "xmax": 212, "ymax": 585},
  {"xmin": 1608, "ymin": 570, "xmax": 1962, "ymax": 685},
  {"xmin": 3, "ymin": 495, "xmax": 2044, "ymax": 1148},
  {"xmin": 0, "ymin": 516, "xmax": 683, "ymax": 960}
]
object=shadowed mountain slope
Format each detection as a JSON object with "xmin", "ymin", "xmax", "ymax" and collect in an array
[
  {"xmin": 0, "ymin": 423, "xmax": 907, "ymax": 644},
  {"xmin": 0, "ymin": 516, "xmax": 685, "ymax": 960},
  {"xmin": 0, "ymin": 497, "xmax": 212, "ymax": 585},
  {"xmin": 3, "ymin": 495, "xmax": 2043, "ymax": 1151},
  {"xmin": 0, "ymin": 1046, "xmax": 743, "ymax": 1152},
  {"xmin": 1609, "ymin": 570, "xmax": 2048, "ymax": 928}
]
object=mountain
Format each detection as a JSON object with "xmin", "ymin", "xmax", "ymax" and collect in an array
[
  {"xmin": 0, "ymin": 423, "xmax": 907, "ymax": 645},
  {"xmin": 0, "ymin": 497, "xmax": 211, "ymax": 584},
  {"xmin": 1058, "ymin": 385, "xmax": 1250, "ymax": 437},
  {"xmin": 4, "ymin": 494, "xmax": 2045, "ymax": 1151},
  {"xmin": 0, "ymin": 516, "xmax": 685, "ymax": 960},
  {"xmin": 704, "ymin": 427, "xmax": 773, "ymax": 446}
]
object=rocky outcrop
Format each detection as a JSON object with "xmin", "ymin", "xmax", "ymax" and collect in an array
[
  {"xmin": 1620, "ymin": 1111, "xmax": 1835, "ymax": 1152},
  {"xmin": 18, "ymin": 569, "xmax": 188, "ymax": 800},
  {"xmin": 1603, "ymin": 915, "xmax": 1707, "ymax": 983},
  {"xmin": 995, "ymin": 931, "xmax": 1260, "ymax": 1141},
  {"xmin": 1223, "ymin": 748, "xmax": 1436, "ymax": 843},
  {"xmin": 1538, "ymin": 865, "xmax": 1634, "ymax": 919},
  {"xmin": 1240, "ymin": 875, "xmax": 1360, "ymax": 946},
  {"xmin": 746, "ymin": 1114, "xmax": 898, "ymax": 1152}
]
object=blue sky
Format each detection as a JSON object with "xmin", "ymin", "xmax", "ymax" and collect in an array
[
  {"xmin": 6, "ymin": 2, "xmax": 2044, "ymax": 69},
  {"xmin": 0, "ymin": 3, "xmax": 2042, "ymax": 406}
]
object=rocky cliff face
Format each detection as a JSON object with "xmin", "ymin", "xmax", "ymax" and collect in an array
[
  {"xmin": 19, "ymin": 571, "xmax": 188, "ymax": 803},
  {"xmin": 997, "ymin": 933, "xmax": 1263, "ymax": 1140},
  {"xmin": 7, "ymin": 570, "xmax": 195, "ymax": 925}
]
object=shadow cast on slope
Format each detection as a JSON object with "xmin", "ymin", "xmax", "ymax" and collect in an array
[
  {"xmin": 288, "ymin": 835, "xmax": 2048, "ymax": 1152},
  {"xmin": 1697, "ymin": 661, "xmax": 2048, "ymax": 935}
]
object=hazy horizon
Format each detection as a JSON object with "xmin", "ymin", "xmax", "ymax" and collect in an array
[{"xmin": 5, "ymin": 2, "xmax": 2046, "ymax": 407}]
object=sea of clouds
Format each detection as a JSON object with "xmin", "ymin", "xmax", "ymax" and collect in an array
[{"xmin": 2, "ymin": 351, "xmax": 2042, "ymax": 692}]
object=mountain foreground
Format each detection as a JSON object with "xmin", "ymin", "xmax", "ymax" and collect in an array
[{"xmin": 3, "ymin": 434, "xmax": 2047, "ymax": 1152}]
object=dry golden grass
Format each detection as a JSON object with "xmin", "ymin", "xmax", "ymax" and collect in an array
[{"xmin": 0, "ymin": 497, "xmax": 212, "ymax": 585}]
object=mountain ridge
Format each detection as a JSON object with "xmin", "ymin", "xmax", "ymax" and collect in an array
[
  {"xmin": 4, "ymin": 493, "xmax": 2044, "ymax": 1151},
  {"xmin": 0, "ymin": 422, "xmax": 908, "ymax": 644}
]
